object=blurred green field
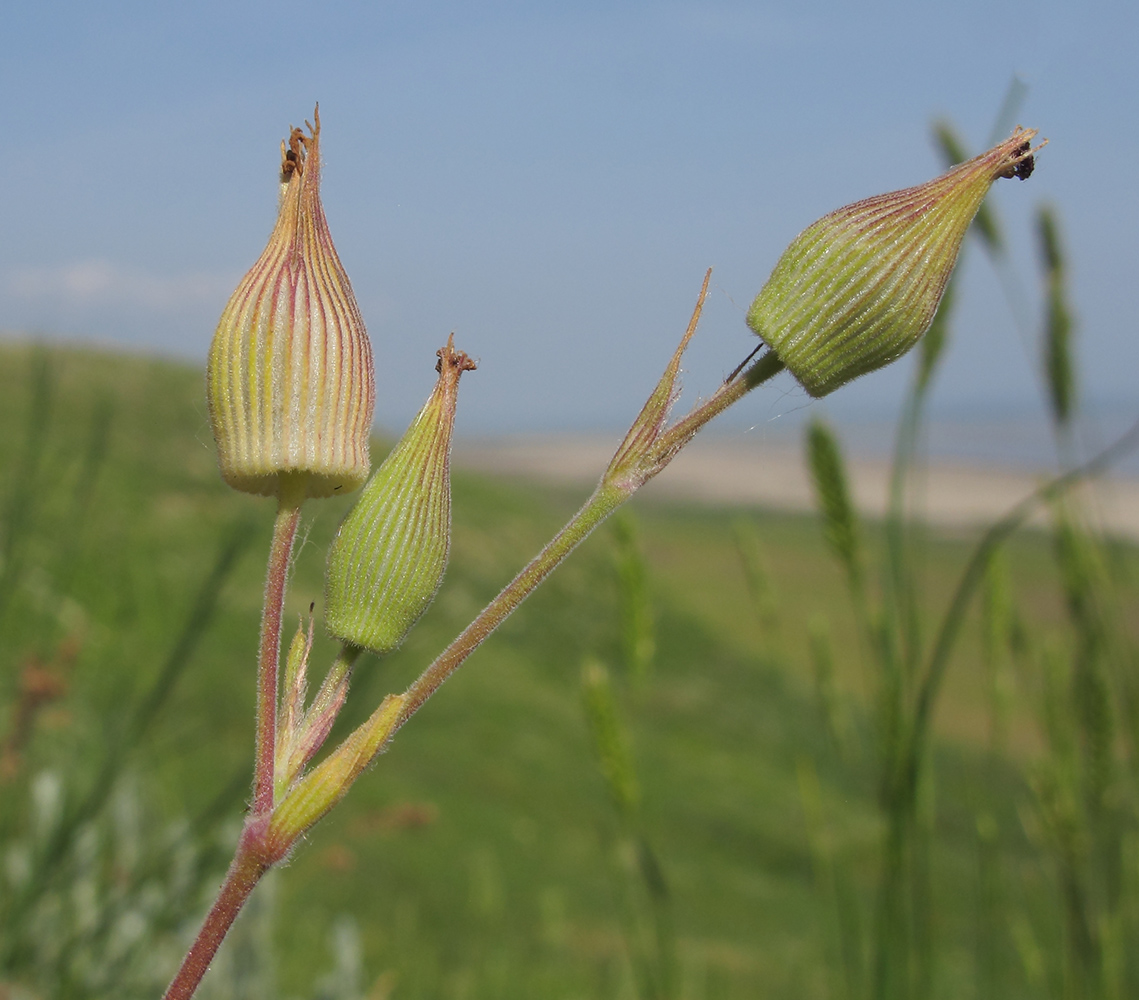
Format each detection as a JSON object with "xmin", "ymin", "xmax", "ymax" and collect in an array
[{"xmin": 2, "ymin": 342, "xmax": 1137, "ymax": 999}]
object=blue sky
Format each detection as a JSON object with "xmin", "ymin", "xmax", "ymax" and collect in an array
[{"xmin": 2, "ymin": 0, "xmax": 1136, "ymax": 438}]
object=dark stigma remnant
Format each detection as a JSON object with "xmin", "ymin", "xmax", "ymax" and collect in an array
[{"xmin": 1013, "ymin": 140, "xmax": 1034, "ymax": 181}]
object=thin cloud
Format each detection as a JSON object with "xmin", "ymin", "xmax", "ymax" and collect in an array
[{"xmin": 5, "ymin": 260, "xmax": 236, "ymax": 312}]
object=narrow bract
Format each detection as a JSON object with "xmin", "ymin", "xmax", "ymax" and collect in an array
[
  {"xmin": 747, "ymin": 128, "xmax": 1041, "ymax": 398},
  {"xmin": 207, "ymin": 108, "xmax": 375, "ymax": 498}
]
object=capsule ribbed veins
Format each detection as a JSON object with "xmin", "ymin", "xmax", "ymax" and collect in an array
[
  {"xmin": 747, "ymin": 128, "xmax": 1041, "ymax": 398},
  {"xmin": 207, "ymin": 108, "xmax": 375, "ymax": 498},
  {"xmin": 325, "ymin": 338, "xmax": 476, "ymax": 654}
]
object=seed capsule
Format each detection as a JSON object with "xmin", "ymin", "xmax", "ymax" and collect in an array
[
  {"xmin": 207, "ymin": 108, "xmax": 375, "ymax": 498},
  {"xmin": 747, "ymin": 128, "xmax": 1041, "ymax": 398},
  {"xmin": 325, "ymin": 338, "xmax": 476, "ymax": 654}
]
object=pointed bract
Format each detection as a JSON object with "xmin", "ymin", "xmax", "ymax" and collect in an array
[
  {"xmin": 747, "ymin": 128, "xmax": 1041, "ymax": 398},
  {"xmin": 207, "ymin": 108, "xmax": 375, "ymax": 498}
]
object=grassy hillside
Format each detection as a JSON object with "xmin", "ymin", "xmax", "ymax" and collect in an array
[{"xmin": 1, "ymin": 342, "xmax": 1136, "ymax": 999}]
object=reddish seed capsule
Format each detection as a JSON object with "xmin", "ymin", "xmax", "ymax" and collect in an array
[{"xmin": 207, "ymin": 108, "xmax": 375, "ymax": 499}]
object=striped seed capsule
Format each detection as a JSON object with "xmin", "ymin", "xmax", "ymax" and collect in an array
[
  {"xmin": 325, "ymin": 338, "xmax": 476, "ymax": 654},
  {"xmin": 207, "ymin": 108, "xmax": 375, "ymax": 498},
  {"xmin": 747, "ymin": 128, "xmax": 1041, "ymax": 398}
]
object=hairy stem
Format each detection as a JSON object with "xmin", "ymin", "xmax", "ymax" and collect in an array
[
  {"xmin": 396, "ymin": 482, "xmax": 628, "ymax": 726},
  {"xmin": 394, "ymin": 348, "xmax": 785, "ymax": 735},
  {"xmin": 161, "ymin": 830, "xmax": 270, "ymax": 1000},
  {"xmin": 654, "ymin": 350, "xmax": 784, "ymax": 460},
  {"xmin": 164, "ymin": 477, "xmax": 307, "ymax": 1000},
  {"xmin": 254, "ymin": 476, "xmax": 306, "ymax": 815}
]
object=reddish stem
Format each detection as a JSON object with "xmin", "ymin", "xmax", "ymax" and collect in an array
[
  {"xmin": 161, "ymin": 831, "xmax": 270, "ymax": 1000},
  {"xmin": 254, "ymin": 478, "xmax": 305, "ymax": 815},
  {"xmin": 164, "ymin": 476, "xmax": 306, "ymax": 1000}
]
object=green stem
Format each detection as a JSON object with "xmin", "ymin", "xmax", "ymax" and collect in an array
[
  {"xmin": 652, "ymin": 350, "xmax": 785, "ymax": 461},
  {"xmin": 396, "ymin": 482, "xmax": 628, "ymax": 727},
  {"xmin": 394, "ymin": 349, "xmax": 785, "ymax": 735},
  {"xmin": 253, "ymin": 476, "xmax": 306, "ymax": 816}
]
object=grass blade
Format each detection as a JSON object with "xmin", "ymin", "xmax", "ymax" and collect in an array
[
  {"xmin": 1038, "ymin": 205, "xmax": 1077, "ymax": 433},
  {"xmin": 807, "ymin": 419, "xmax": 864, "ymax": 600}
]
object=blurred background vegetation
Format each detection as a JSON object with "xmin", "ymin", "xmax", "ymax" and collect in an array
[
  {"xmin": 1, "ymin": 332, "xmax": 1135, "ymax": 998},
  {"xmin": 2, "ymin": 116, "xmax": 1138, "ymax": 999}
]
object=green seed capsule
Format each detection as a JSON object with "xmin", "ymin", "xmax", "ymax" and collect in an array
[
  {"xmin": 207, "ymin": 108, "xmax": 375, "ymax": 498},
  {"xmin": 324, "ymin": 338, "xmax": 476, "ymax": 654},
  {"xmin": 747, "ymin": 128, "xmax": 1040, "ymax": 398}
]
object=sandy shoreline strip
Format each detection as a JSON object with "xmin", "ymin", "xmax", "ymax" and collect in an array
[{"xmin": 454, "ymin": 434, "xmax": 1139, "ymax": 542}]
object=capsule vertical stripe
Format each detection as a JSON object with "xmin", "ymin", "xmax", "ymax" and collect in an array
[
  {"xmin": 207, "ymin": 110, "xmax": 375, "ymax": 498},
  {"xmin": 747, "ymin": 128, "xmax": 1039, "ymax": 398},
  {"xmin": 325, "ymin": 340, "xmax": 476, "ymax": 654}
]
